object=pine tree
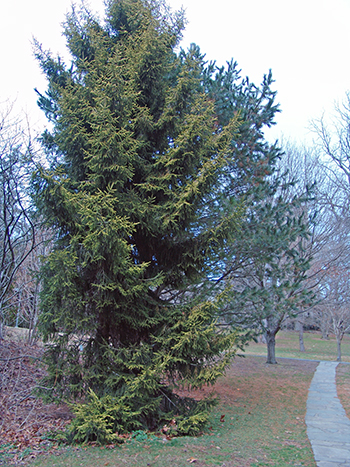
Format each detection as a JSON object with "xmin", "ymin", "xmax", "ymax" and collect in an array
[
  {"xmin": 32, "ymin": 0, "xmax": 280, "ymax": 436},
  {"xmin": 217, "ymin": 157, "xmax": 315, "ymax": 364},
  {"xmin": 200, "ymin": 64, "xmax": 314, "ymax": 365}
]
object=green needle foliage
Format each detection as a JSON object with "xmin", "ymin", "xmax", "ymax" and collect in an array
[
  {"xmin": 32, "ymin": 0, "xmax": 280, "ymax": 438},
  {"xmin": 221, "ymin": 182, "xmax": 315, "ymax": 364}
]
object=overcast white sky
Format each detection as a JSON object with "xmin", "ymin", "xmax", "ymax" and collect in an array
[{"xmin": 1, "ymin": 0, "xmax": 350, "ymax": 145}]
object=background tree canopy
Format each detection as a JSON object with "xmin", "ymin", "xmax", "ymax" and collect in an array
[{"xmin": 32, "ymin": 0, "xmax": 283, "ymax": 438}]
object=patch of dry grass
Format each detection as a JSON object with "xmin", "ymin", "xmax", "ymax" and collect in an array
[{"xmin": 336, "ymin": 364, "xmax": 350, "ymax": 419}]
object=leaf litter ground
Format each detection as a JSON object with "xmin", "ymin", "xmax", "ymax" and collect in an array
[{"xmin": 0, "ymin": 331, "xmax": 72, "ymax": 465}]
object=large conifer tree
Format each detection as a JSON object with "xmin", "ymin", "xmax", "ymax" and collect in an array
[{"xmin": 33, "ymin": 0, "xmax": 280, "ymax": 436}]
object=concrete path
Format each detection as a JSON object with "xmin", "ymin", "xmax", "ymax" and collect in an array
[{"xmin": 305, "ymin": 361, "xmax": 350, "ymax": 466}]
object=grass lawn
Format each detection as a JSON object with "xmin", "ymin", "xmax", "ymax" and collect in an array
[
  {"xmin": 244, "ymin": 330, "xmax": 350, "ymax": 419},
  {"xmin": 244, "ymin": 330, "xmax": 350, "ymax": 363},
  {"xmin": 3, "ymin": 330, "xmax": 350, "ymax": 466},
  {"xmin": 23, "ymin": 357, "xmax": 318, "ymax": 467}
]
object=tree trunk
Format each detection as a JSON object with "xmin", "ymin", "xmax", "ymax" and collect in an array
[
  {"xmin": 28, "ymin": 285, "xmax": 40, "ymax": 345},
  {"xmin": 0, "ymin": 303, "xmax": 4, "ymax": 340},
  {"xmin": 336, "ymin": 338, "xmax": 342, "ymax": 362},
  {"xmin": 299, "ymin": 326, "xmax": 305, "ymax": 352},
  {"xmin": 296, "ymin": 320, "xmax": 305, "ymax": 352},
  {"xmin": 266, "ymin": 331, "xmax": 278, "ymax": 364},
  {"xmin": 320, "ymin": 313, "xmax": 330, "ymax": 340},
  {"xmin": 258, "ymin": 333, "xmax": 267, "ymax": 344},
  {"xmin": 16, "ymin": 289, "xmax": 22, "ymax": 328}
]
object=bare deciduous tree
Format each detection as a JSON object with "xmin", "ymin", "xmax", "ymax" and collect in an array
[
  {"xmin": 9, "ymin": 227, "xmax": 52, "ymax": 343},
  {"xmin": 307, "ymin": 93, "xmax": 350, "ymax": 357},
  {"xmin": 0, "ymin": 104, "xmax": 38, "ymax": 340},
  {"xmin": 312, "ymin": 92, "xmax": 350, "ymax": 190},
  {"xmin": 314, "ymin": 260, "xmax": 350, "ymax": 361}
]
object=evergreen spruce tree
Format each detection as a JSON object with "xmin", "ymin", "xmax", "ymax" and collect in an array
[{"xmin": 33, "ymin": 0, "xmax": 281, "ymax": 438}]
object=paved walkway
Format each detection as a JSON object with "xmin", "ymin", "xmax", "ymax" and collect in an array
[{"xmin": 305, "ymin": 361, "xmax": 350, "ymax": 466}]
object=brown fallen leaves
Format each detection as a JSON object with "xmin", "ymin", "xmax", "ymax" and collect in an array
[{"xmin": 0, "ymin": 339, "xmax": 73, "ymax": 464}]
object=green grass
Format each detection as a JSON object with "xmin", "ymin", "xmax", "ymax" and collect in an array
[
  {"xmin": 25, "ymin": 357, "xmax": 318, "ymax": 467},
  {"xmin": 6, "ymin": 331, "xmax": 350, "ymax": 466},
  {"xmin": 244, "ymin": 331, "xmax": 350, "ymax": 362}
]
